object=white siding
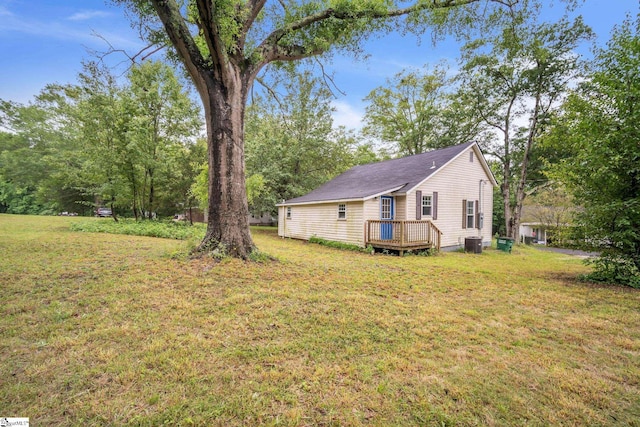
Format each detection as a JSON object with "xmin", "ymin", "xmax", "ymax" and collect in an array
[
  {"xmin": 363, "ymin": 198, "xmax": 379, "ymax": 221},
  {"xmin": 395, "ymin": 195, "xmax": 407, "ymax": 221},
  {"xmin": 360, "ymin": 196, "xmax": 404, "ymax": 221},
  {"xmin": 277, "ymin": 145, "xmax": 496, "ymax": 250},
  {"xmin": 278, "ymin": 201, "xmax": 365, "ymax": 246},
  {"xmin": 406, "ymin": 145, "xmax": 495, "ymax": 249}
]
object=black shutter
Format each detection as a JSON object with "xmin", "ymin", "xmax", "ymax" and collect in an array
[
  {"xmin": 476, "ymin": 200, "xmax": 480, "ymax": 229},
  {"xmin": 462, "ymin": 199, "xmax": 467, "ymax": 229},
  {"xmin": 416, "ymin": 191, "xmax": 422, "ymax": 220},
  {"xmin": 433, "ymin": 192, "xmax": 438, "ymax": 220}
]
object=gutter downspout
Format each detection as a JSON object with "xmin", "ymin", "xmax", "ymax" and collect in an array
[{"xmin": 479, "ymin": 179, "xmax": 487, "ymax": 238}]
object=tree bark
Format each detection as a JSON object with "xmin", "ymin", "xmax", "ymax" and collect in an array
[
  {"xmin": 148, "ymin": 168, "xmax": 154, "ymax": 219},
  {"xmin": 196, "ymin": 72, "xmax": 254, "ymax": 258}
]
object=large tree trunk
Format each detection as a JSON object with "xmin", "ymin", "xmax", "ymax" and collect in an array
[{"xmin": 196, "ymin": 73, "xmax": 254, "ymax": 259}]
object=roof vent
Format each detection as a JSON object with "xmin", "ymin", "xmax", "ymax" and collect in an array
[{"xmin": 430, "ymin": 161, "xmax": 436, "ymax": 169}]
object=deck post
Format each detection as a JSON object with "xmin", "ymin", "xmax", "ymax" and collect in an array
[{"xmin": 364, "ymin": 221, "xmax": 368, "ymax": 247}]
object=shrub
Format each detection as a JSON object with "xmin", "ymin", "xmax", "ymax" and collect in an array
[
  {"xmin": 70, "ymin": 218, "xmax": 206, "ymax": 240},
  {"xmin": 308, "ymin": 236, "xmax": 370, "ymax": 253},
  {"xmin": 585, "ymin": 254, "xmax": 640, "ymax": 288}
]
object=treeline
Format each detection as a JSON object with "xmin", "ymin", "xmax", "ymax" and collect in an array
[
  {"xmin": 0, "ymin": 64, "xmax": 380, "ymax": 220},
  {"xmin": 0, "ymin": 61, "xmax": 203, "ymax": 218}
]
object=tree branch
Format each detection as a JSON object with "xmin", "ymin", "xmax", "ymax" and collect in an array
[
  {"xmin": 149, "ymin": 0, "xmax": 210, "ymax": 97},
  {"xmin": 194, "ymin": 0, "xmax": 228, "ymax": 76},
  {"xmin": 255, "ymin": 0, "xmax": 481, "ymax": 66},
  {"xmin": 314, "ymin": 58, "xmax": 346, "ymax": 97},
  {"xmin": 88, "ymin": 31, "xmax": 168, "ymax": 75},
  {"xmin": 255, "ymin": 76, "xmax": 285, "ymax": 111},
  {"xmin": 239, "ymin": 0, "xmax": 268, "ymax": 51}
]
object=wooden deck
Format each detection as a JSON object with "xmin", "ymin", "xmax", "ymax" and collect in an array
[{"xmin": 365, "ymin": 220, "xmax": 442, "ymax": 254}]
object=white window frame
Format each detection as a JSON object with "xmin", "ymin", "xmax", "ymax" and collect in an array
[
  {"xmin": 466, "ymin": 200, "xmax": 475, "ymax": 229},
  {"xmin": 286, "ymin": 206, "xmax": 291, "ymax": 219},
  {"xmin": 422, "ymin": 195, "xmax": 432, "ymax": 217},
  {"xmin": 338, "ymin": 203, "xmax": 346, "ymax": 220},
  {"xmin": 381, "ymin": 197, "xmax": 393, "ymax": 220}
]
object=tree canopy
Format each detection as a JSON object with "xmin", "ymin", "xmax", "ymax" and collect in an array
[
  {"xmin": 110, "ymin": 0, "xmax": 550, "ymax": 258},
  {"xmin": 0, "ymin": 61, "xmax": 203, "ymax": 219},
  {"xmin": 546, "ymin": 14, "xmax": 640, "ymax": 287},
  {"xmin": 245, "ymin": 72, "xmax": 362, "ymax": 215},
  {"xmin": 457, "ymin": 15, "xmax": 593, "ymax": 241}
]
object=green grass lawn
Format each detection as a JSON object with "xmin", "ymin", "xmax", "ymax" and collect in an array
[{"xmin": 1, "ymin": 214, "xmax": 639, "ymax": 426}]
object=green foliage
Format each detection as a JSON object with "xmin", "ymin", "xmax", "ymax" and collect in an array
[
  {"xmin": 190, "ymin": 161, "xmax": 209, "ymax": 210},
  {"xmin": 0, "ymin": 61, "xmax": 203, "ymax": 217},
  {"xmin": 585, "ymin": 255, "xmax": 640, "ymax": 289},
  {"xmin": 457, "ymin": 15, "xmax": 593, "ymax": 239},
  {"xmin": 547, "ymin": 15, "xmax": 640, "ymax": 286},
  {"xmin": 0, "ymin": 181, "xmax": 49, "ymax": 215},
  {"xmin": 245, "ymin": 72, "xmax": 360, "ymax": 215},
  {"xmin": 0, "ymin": 97, "xmax": 93, "ymax": 214},
  {"xmin": 308, "ymin": 235, "xmax": 371, "ymax": 253},
  {"xmin": 362, "ymin": 65, "xmax": 480, "ymax": 156},
  {"xmin": 123, "ymin": 60, "xmax": 202, "ymax": 217},
  {"xmin": 70, "ymin": 218, "xmax": 206, "ymax": 240},
  {"xmin": 245, "ymin": 173, "xmax": 266, "ymax": 207},
  {"xmin": 247, "ymin": 247, "xmax": 276, "ymax": 263},
  {"xmin": 404, "ymin": 247, "xmax": 438, "ymax": 257}
]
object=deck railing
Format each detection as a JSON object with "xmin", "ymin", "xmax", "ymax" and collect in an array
[{"xmin": 365, "ymin": 220, "xmax": 442, "ymax": 252}]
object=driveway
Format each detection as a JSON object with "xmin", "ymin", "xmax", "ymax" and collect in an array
[{"xmin": 535, "ymin": 246, "xmax": 599, "ymax": 258}]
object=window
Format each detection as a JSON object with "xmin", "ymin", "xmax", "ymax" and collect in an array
[
  {"xmin": 422, "ymin": 195, "xmax": 432, "ymax": 216},
  {"xmin": 381, "ymin": 197, "xmax": 393, "ymax": 220},
  {"xmin": 286, "ymin": 207, "xmax": 291, "ymax": 219},
  {"xmin": 466, "ymin": 200, "xmax": 475, "ymax": 229},
  {"xmin": 338, "ymin": 204, "xmax": 346, "ymax": 219}
]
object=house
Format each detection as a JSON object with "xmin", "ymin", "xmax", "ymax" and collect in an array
[
  {"xmin": 249, "ymin": 212, "xmax": 276, "ymax": 226},
  {"xmin": 518, "ymin": 204, "xmax": 575, "ymax": 245},
  {"xmin": 277, "ymin": 142, "xmax": 498, "ymax": 252},
  {"xmin": 519, "ymin": 222, "xmax": 547, "ymax": 244}
]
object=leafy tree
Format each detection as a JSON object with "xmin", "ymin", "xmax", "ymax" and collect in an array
[
  {"xmin": 113, "ymin": 0, "xmax": 539, "ymax": 258},
  {"xmin": 0, "ymin": 61, "xmax": 203, "ymax": 219},
  {"xmin": 164, "ymin": 137, "xmax": 208, "ymax": 221},
  {"xmin": 547, "ymin": 15, "xmax": 640, "ymax": 287},
  {"xmin": 0, "ymin": 98, "xmax": 89, "ymax": 215},
  {"xmin": 124, "ymin": 60, "xmax": 202, "ymax": 218},
  {"xmin": 457, "ymin": 16, "xmax": 592, "ymax": 242},
  {"xmin": 362, "ymin": 66, "xmax": 486, "ymax": 156},
  {"xmin": 245, "ymin": 72, "xmax": 357, "ymax": 215},
  {"xmin": 48, "ymin": 61, "xmax": 203, "ymax": 220},
  {"xmin": 67, "ymin": 62, "xmax": 133, "ymax": 220},
  {"xmin": 0, "ymin": 102, "xmax": 49, "ymax": 189}
]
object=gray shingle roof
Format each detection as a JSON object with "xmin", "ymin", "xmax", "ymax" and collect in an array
[{"xmin": 282, "ymin": 142, "xmax": 475, "ymax": 205}]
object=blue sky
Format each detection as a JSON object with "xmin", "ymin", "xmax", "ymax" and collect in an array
[{"xmin": 0, "ymin": 0, "xmax": 637, "ymax": 129}]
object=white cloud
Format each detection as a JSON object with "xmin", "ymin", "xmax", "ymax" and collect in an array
[
  {"xmin": 67, "ymin": 10, "xmax": 111, "ymax": 21},
  {"xmin": 331, "ymin": 100, "xmax": 364, "ymax": 131},
  {"xmin": 0, "ymin": 9, "xmax": 143, "ymax": 50}
]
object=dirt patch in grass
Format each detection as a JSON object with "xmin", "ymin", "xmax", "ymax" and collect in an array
[{"xmin": 1, "ymin": 215, "xmax": 639, "ymax": 426}]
